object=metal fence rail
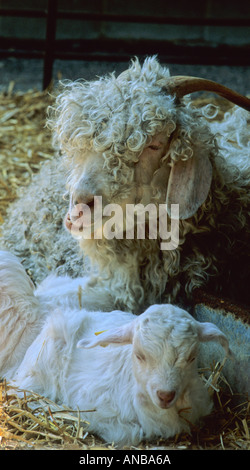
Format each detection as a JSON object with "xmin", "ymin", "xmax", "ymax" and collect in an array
[{"xmin": 0, "ymin": 0, "xmax": 250, "ymax": 89}]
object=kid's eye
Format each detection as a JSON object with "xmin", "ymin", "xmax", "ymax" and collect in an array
[
  {"xmin": 135, "ymin": 352, "xmax": 146, "ymax": 362},
  {"xmin": 187, "ymin": 355, "xmax": 196, "ymax": 363}
]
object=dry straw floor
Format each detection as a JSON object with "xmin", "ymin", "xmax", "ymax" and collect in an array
[{"xmin": 0, "ymin": 85, "xmax": 249, "ymax": 450}]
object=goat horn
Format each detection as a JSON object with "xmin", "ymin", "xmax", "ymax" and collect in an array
[{"xmin": 165, "ymin": 76, "xmax": 250, "ymax": 112}]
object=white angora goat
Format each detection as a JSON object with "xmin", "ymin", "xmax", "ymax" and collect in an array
[
  {"xmin": 0, "ymin": 251, "xmax": 231, "ymax": 446},
  {"xmin": 1, "ymin": 56, "xmax": 249, "ymax": 312}
]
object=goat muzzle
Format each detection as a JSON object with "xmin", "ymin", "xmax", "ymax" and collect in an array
[
  {"xmin": 165, "ymin": 76, "xmax": 250, "ymax": 112},
  {"xmin": 157, "ymin": 390, "xmax": 176, "ymax": 409}
]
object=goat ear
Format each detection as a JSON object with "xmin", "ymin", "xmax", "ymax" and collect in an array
[
  {"xmin": 77, "ymin": 321, "xmax": 135, "ymax": 349},
  {"xmin": 166, "ymin": 138, "xmax": 212, "ymax": 220},
  {"xmin": 197, "ymin": 321, "xmax": 232, "ymax": 357}
]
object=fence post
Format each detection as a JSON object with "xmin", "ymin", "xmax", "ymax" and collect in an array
[{"xmin": 43, "ymin": 0, "xmax": 58, "ymax": 89}]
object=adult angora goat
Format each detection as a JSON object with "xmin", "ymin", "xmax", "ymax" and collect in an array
[{"xmin": 1, "ymin": 57, "xmax": 250, "ymax": 312}]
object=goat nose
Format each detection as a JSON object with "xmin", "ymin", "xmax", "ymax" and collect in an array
[{"xmin": 157, "ymin": 390, "xmax": 176, "ymax": 408}]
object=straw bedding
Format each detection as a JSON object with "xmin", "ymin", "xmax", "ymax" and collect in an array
[
  {"xmin": 1, "ymin": 364, "xmax": 249, "ymax": 450},
  {"xmin": 0, "ymin": 86, "xmax": 249, "ymax": 450},
  {"xmin": 0, "ymin": 84, "xmax": 54, "ymax": 226}
]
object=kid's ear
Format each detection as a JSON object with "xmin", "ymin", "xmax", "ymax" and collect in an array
[
  {"xmin": 77, "ymin": 321, "xmax": 135, "ymax": 349},
  {"xmin": 197, "ymin": 321, "xmax": 232, "ymax": 357}
]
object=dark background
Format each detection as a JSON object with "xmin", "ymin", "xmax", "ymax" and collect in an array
[{"xmin": 0, "ymin": 0, "xmax": 249, "ymax": 93}]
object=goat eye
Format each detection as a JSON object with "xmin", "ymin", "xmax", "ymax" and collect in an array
[
  {"xmin": 148, "ymin": 145, "xmax": 160, "ymax": 151},
  {"xmin": 135, "ymin": 352, "xmax": 145, "ymax": 362},
  {"xmin": 188, "ymin": 355, "xmax": 196, "ymax": 363}
]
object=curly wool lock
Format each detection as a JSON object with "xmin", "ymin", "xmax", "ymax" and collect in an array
[
  {"xmin": 54, "ymin": 66, "xmax": 174, "ymax": 142},
  {"xmin": 50, "ymin": 59, "xmax": 179, "ymax": 200},
  {"xmin": 1, "ymin": 57, "xmax": 249, "ymax": 312}
]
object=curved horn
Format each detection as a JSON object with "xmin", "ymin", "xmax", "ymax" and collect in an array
[{"xmin": 165, "ymin": 76, "xmax": 250, "ymax": 112}]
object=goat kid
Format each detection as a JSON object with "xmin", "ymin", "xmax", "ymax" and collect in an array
[{"xmin": 0, "ymin": 251, "xmax": 231, "ymax": 446}]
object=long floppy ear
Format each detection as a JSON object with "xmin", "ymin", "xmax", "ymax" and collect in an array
[
  {"xmin": 77, "ymin": 321, "xmax": 135, "ymax": 349},
  {"xmin": 197, "ymin": 321, "xmax": 232, "ymax": 357},
  {"xmin": 166, "ymin": 130, "xmax": 212, "ymax": 220}
]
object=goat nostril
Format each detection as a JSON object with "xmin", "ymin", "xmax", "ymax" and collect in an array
[
  {"xmin": 86, "ymin": 198, "xmax": 95, "ymax": 209},
  {"xmin": 73, "ymin": 196, "xmax": 95, "ymax": 208},
  {"xmin": 157, "ymin": 390, "xmax": 176, "ymax": 406}
]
